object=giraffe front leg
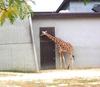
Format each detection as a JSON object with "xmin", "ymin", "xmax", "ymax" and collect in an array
[
  {"xmin": 61, "ymin": 53, "xmax": 66, "ymax": 69},
  {"xmin": 58, "ymin": 46, "xmax": 63, "ymax": 69},
  {"xmin": 59, "ymin": 53, "xmax": 63, "ymax": 69}
]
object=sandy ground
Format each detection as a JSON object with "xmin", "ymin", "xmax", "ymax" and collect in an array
[{"xmin": 0, "ymin": 69, "xmax": 100, "ymax": 87}]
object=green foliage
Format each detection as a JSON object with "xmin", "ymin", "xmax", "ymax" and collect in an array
[
  {"xmin": 83, "ymin": 0, "xmax": 91, "ymax": 5},
  {"xmin": 0, "ymin": 0, "xmax": 33, "ymax": 25}
]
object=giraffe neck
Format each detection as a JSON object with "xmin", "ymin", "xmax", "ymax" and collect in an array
[{"xmin": 44, "ymin": 33, "xmax": 62, "ymax": 45}]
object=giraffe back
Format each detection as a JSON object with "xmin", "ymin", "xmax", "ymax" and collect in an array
[{"xmin": 42, "ymin": 31, "xmax": 73, "ymax": 53}]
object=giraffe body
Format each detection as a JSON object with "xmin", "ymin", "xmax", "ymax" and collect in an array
[{"xmin": 41, "ymin": 31, "xmax": 74, "ymax": 69}]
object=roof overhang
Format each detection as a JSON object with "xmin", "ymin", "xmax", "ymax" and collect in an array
[
  {"xmin": 32, "ymin": 12, "xmax": 100, "ymax": 19},
  {"xmin": 56, "ymin": 0, "xmax": 69, "ymax": 13}
]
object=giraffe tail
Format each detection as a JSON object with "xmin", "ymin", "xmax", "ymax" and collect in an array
[{"xmin": 72, "ymin": 55, "xmax": 75, "ymax": 61}]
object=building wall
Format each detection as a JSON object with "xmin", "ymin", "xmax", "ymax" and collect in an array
[
  {"xmin": 59, "ymin": 2, "xmax": 100, "ymax": 13},
  {"xmin": 32, "ymin": 17, "xmax": 100, "ymax": 68},
  {"xmin": 0, "ymin": 19, "xmax": 36, "ymax": 72},
  {"xmin": 70, "ymin": 2, "xmax": 100, "ymax": 12}
]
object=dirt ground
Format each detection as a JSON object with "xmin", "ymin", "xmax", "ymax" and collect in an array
[{"xmin": 0, "ymin": 69, "xmax": 100, "ymax": 87}]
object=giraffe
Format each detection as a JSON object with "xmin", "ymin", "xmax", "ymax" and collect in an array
[{"xmin": 40, "ymin": 31, "xmax": 74, "ymax": 69}]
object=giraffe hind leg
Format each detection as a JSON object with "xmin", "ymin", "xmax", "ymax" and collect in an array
[
  {"xmin": 66, "ymin": 54, "xmax": 71, "ymax": 69},
  {"xmin": 70, "ymin": 56, "xmax": 74, "ymax": 69},
  {"xmin": 67, "ymin": 55, "xmax": 73, "ymax": 69},
  {"xmin": 68, "ymin": 65, "xmax": 70, "ymax": 69}
]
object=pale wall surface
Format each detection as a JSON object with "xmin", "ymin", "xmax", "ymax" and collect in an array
[
  {"xmin": 0, "ymin": 19, "xmax": 36, "ymax": 71},
  {"xmin": 70, "ymin": 2, "xmax": 100, "ymax": 12},
  {"xmin": 32, "ymin": 17, "xmax": 100, "ymax": 68},
  {"xmin": 61, "ymin": 2, "xmax": 100, "ymax": 12}
]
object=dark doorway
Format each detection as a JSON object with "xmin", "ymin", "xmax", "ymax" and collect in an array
[{"xmin": 40, "ymin": 27, "xmax": 55, "ymax": 70}]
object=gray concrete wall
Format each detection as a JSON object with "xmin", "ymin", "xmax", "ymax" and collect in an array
[
  {"xmin": 32, "ymin": 17, "xmax": 100, "ymax": 69},
  {"xmin": 0, "ymin": 19, "xmax": 36, "ymax": 71},
  {"xmin": 1, "ymin": 16, "xmax": 99, "ymax": 71}
]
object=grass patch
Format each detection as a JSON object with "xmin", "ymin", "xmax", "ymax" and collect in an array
[
  {"xmin": 77, "ymin": 79, "xmax": 100, "ymax": 83},
  {"xmin": 0, "ymin": 70, "xmax": 39, "ymax": 73},
  {"xmin": 53, "ymin": 78, "xmax": 100, "ymax": 84}
]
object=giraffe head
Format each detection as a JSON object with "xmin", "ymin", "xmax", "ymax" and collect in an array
[{"xmin": 40, "ymin": 31, "xmax": 47, "ymax": 36}]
